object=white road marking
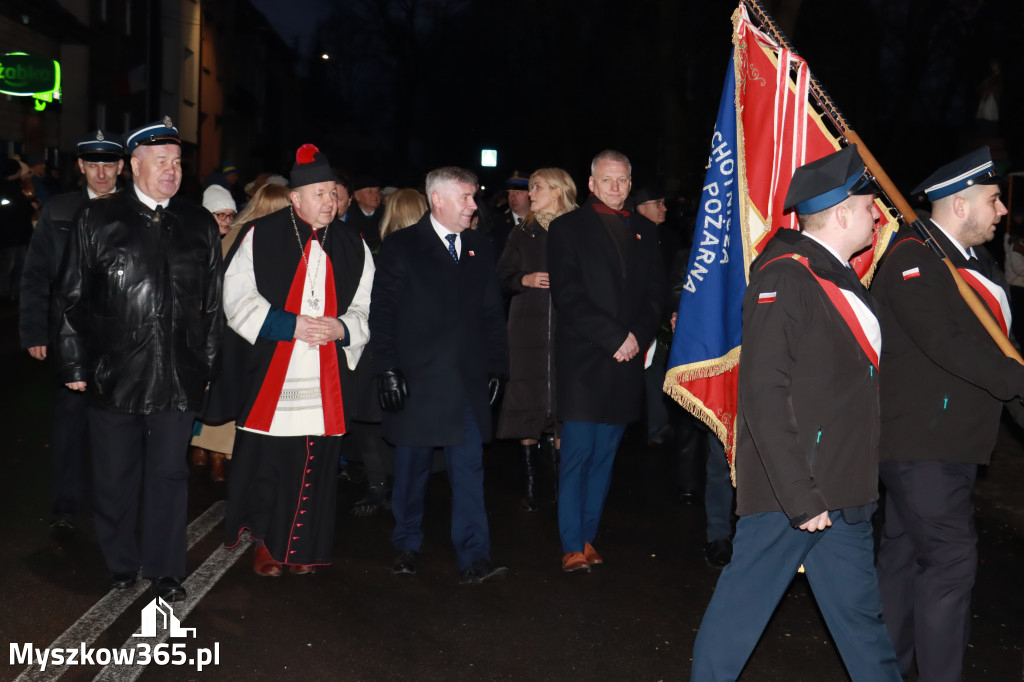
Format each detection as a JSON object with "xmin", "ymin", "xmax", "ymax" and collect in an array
[
  {"xmin": 94, "ymin": 539, "xmax": 249, "ymax": 681},
  {"xmin": 14, "ymin": 501, "xmax": 232, "ymax": 681}
]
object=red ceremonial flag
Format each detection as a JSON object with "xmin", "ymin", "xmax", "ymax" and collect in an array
[{"xmin": 664, "ymin": 3, "xmax": 899, "ymax": 468}]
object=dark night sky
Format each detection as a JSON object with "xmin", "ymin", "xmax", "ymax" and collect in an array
[
  {"xmin": 247, "ymin": 0, "xmax": 1024, "ymax": 204},
  {"xmin": 249, "ymin": 0, "xmax": 328, "ymax": 53}
]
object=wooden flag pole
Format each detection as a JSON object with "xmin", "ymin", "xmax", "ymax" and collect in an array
[{"xmin": 741, "ymin": 0, "xmax": 1024, "ymax": 364}]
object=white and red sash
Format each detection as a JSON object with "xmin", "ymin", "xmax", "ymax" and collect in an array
[
  {"xmin": 957, "ymin": 267, "xmax": 1011, "ymax": 336},
  {"xmin": 244, "ymin": 238, "xmax": 346, "ymax": 435},
  {"xmin": 762, "ymin": 254, "xmax": 881, "ymax": 370},
  {"xmin": 891, "ymin": 236, "xmax": 1012, "ymax": 338}
]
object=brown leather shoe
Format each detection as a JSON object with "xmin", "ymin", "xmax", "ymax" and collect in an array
[
  {"xmin": 288, "ymin": 563, "xmax": 317, "ymax": 575},
  {"xmin": 254, "ymin": 544, "xmax": 283, "ymax": 577},
  {"xmin": 190, "ymin": 447, "xmax": 208, "ymax": 466},
  {"xmin": 562, "ymin": 552, "xmax": 590, "ymax": 573},
  {"xmin": 209, "ymin": 451, "xmax": 227, "ymax": 482},
  {"xmin": 583, "ymin": 542, "xmax": 603, "ymax": 565}
]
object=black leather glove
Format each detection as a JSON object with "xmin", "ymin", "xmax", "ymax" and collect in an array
[
  {"xmin": 487, "ymin": 373, "xmax": 506, "ymax": 407},
  {"xmin": 378, "ymin": 369, "xmax": 409, "ymax": 412}
]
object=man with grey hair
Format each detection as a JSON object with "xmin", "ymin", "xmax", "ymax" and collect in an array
[
  {"xmin": 370, "ymin": 166, "xmax": 510, "ymax": 584},
  {"xmin": 54, "ymin": 118, "xmax": 223, "ymax": 602},
  {"xmin": 547, "ymin": 149, "xmax": 664, "ymax": 573}
]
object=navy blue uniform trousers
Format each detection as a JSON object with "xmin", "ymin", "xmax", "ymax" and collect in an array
[
  {"xmin": 88, "ymin": 408, "xmax": 193, "ymax": 579},
  {"xmin": 391, "ymin": 405, "xmax": 491, "ymax": 572},
  {"xmin": 877, "ymin": 459, "xmax": 978, "ymax": 682},
  {"xmin": 705, "ymin": 436, "xmax": 734, "ymax": 543},
  {"xmin": 50, "ymin": 386, "xmax": 89, "ymax": 517},
  {"xmin": 691, "ymin": 510, "xmax": 900, "ymax": 682}
]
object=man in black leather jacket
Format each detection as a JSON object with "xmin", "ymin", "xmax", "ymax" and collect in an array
[{"xmin": 53, "ymin": 118, "xmax": 223, "ymax": 602}]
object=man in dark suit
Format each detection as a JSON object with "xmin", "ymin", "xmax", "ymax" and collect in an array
[
  {"xmin": 370, "ymin": 166, "xmax": 509, "ymax": 584},
  {"xmin": 547, "ymin": 150, "xmax": 665, "ymax": 573},
  {"xmin": 872, "ymin": 147, "xmax": 1024, "ymax": 682},
  {"xmin": 20, "ymin": 130, "xmax": 124, "ymax": 534},
  {"xmin": 690, "ymin": 146, "xmax": 900, "ymax": 681}
]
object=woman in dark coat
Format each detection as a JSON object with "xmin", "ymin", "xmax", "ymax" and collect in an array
[{"xmin": 495, "ymin": 168, "xmax": 577, "ymax": 510}]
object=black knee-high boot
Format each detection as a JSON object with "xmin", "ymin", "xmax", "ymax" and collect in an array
[{"xmin": 521, "ymin": 443, "xmax": 539, "ymax": 511}]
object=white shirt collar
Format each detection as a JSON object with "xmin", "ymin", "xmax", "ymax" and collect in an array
[
  {"xmin": 133, "ymin": 184, "xmax": 169, "ymax": 210},
  {"xmin": 87, "ymin": 187, "xmax": 100, "ymax": 200},
  {"xmin": 430, "ymin": 213, "xmax": 461, "ymax": 256},
  {"xmin": 931, "ymin": 220, "xmax": 976, "ymax": 260},
  {"xmin": 803, "ymin": 231, "xmax": 851, "ymax": 268}
]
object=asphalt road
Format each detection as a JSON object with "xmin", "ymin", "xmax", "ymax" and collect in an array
[{"xmin": 1, "ymin": 300, "xmax": 1021, "ymax": 681}]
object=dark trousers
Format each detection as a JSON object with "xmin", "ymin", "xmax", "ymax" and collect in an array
[
  {"xmin": 877, "ymin": 459, "xmax": 978, "ymax": 682},
  {"xmin": 691, "ymin": 511, "xmax": 900, "ymax": 682},
  {"xmin": 50, "ymin": 386, "xmax": 89, "ymax": 516},
  {"xmin": 675, "ymin": 412, "xmax": 708, "ymax": 494},
  {"xmin": 391, "ymin": 405, "xmax": 491, "ymax": 572},
  {"xmin": 644, "ymin": 345, "xmax": 670, "ymax": 438},
  {"xmin": 705, "ymin": 436, "xmax": 734, "ymax": 543},
  {"xmin": 557, "ymin": 420, "xmax": 626, "ymax": 553},
  {"xmin": 348, "ymin": 420, "xmax": 395, "ymax": 487},
  {"xmin": 88, "ymin": 408, "xmax": 194, "ymax": 578}
]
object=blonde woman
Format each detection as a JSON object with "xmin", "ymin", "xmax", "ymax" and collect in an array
[
  {"xmin": 220, "ymin": 183, "xmax": 292, "ymax": 256},
  {"xmin": 495, "ymin": 168, "xmax": 577, "ymax": 510},
  {"xmin": 379, "ymin": 188, "xmax": 428, "ymax": 241}
]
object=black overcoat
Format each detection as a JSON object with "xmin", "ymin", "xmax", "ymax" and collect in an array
[
  {"xmin": 871, "ymin": 222, "xmax": 1024, "ymax": 465},
  {"xmin": 547, "ymin": 196, "xmax": 664, "ymax": 424},
  {"xmin": 370, "ymin": 215, "xmax": 509, "ymax": 447},
  {"xmin": 495, "ymin": 220, "xmax": 556, "ymax": 439},
  {"xmin": 735, "ymin": 230, "xmax": 882, "ymax": 526}
]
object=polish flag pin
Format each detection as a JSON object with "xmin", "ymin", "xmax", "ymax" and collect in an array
[
  {"xmin": 902, "ymin": 267, "xmax": 920, "ymax": 280},
  {"xmin": 758, "ymin": 292, "xmax": 776, "ymax": 303}
]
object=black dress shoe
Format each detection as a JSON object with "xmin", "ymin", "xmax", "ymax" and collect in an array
[
  {"xmin": 351, "ymin": 486, "xmax": 389, "ymax": 517},
  {"xmin": 151, "ymin": 576, "xmax": 186, "ymax": 602},
  {"xmin": 110, "ymin": 572, "xmax": 137, "ymax": 589},
  {"xmin": 50, "ymin": 514, "xmax": 76, "ymax": 531},
  {"xmin": 392, "ymin": 550, "xmax": 418, "ymax": 575},
  {"xmin": 458, "ymin": 559, "xmax": 509, "ymax": 585},
  {"xmin": 50, "ymin": 515, "xmax": 78, "ymax": 541},
  {"xmin": 705, "ymin": 538, "xmax": 733, "ymax": 569}
]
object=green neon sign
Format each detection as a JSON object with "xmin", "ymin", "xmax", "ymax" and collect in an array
[{"xmin": 0, "ymin": 52, "xmax": 61, "ymax": 110}]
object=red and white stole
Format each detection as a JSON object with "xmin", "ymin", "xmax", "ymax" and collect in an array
[{"xmin": 244, "ymin": 237, "xmax": 346, "ymax": 435}]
